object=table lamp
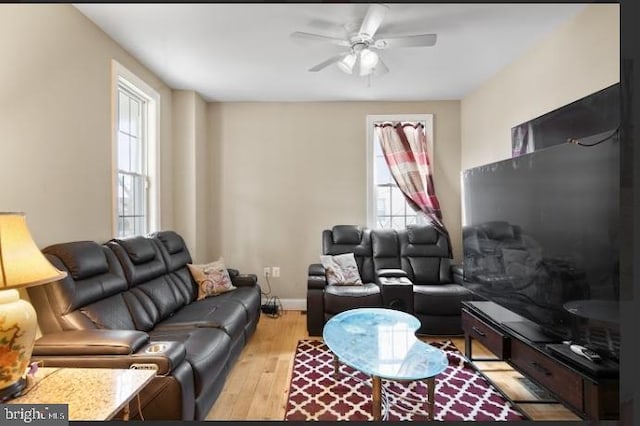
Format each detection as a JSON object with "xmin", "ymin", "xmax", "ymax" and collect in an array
[{"xmin": 0, "ymin": 212, "xmax": 67, "ymax": 401}]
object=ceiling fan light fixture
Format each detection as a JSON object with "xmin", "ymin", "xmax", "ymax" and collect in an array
[
  {"xmin": 359, "ymin": 48, "xmax": 379, "ymax": 76},
  {"xmin": 336, "ymin": 53, "xmax": 356, "ymax": 74}
]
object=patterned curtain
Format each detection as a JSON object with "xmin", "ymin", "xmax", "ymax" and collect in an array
[{"xmin": 375, "ymin": 122, "xmax": 452, "ymax": 257}]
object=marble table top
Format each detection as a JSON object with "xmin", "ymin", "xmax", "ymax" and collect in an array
[{"xmin": 7, "ymin": 367, "xmax": 156, "ymax": 420}]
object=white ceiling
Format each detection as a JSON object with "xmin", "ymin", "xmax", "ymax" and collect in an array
[{"xmin": 74, "ymin": 3, "xmax": 586, "ymax": 102}]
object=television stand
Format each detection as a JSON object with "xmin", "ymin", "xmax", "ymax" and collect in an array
[
  {"xmin": 462, "ymin": 301, "xmax": 619, "ymax": 420},
  {"xmin": 502, "ymin": 320, "xmax": 558, "ymax": 343}
]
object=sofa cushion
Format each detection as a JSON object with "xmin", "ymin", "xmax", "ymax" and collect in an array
[
  {"xmin": 155, "ymin": 231, "xmax": 186, "ymax": 254},
  {"xmin": 157, "ymin": 297, "xmax": 247, "ymax": 341},
  {"xmin": 324, "ymin": 283, "xmax": 381, "ymax": 315},
  {"xmin": 332, "ymin": 225, "xmax": 362, "ymax": 244},
  {"xmin": 115, "ymin": 236, "xmax": 157, "ymax": 265},
  {"xmin": 148, "ymin": 327, "xmax": 231, "ymax": 398},
  {"xmin": 48, "ymin": 241, "xmax": 109, "ymax": 280},
  {"xmin": 187, "ymin": 259, "xmax": 236, "ymax": 299},
  {"xmin": 320, "ymin": 253, "xmax": 363, "ymax": 286},
  {"xmin": 413, "ymin": 284, "xmax": 474, "ymax": 316},
  {"xmin": 406, "ymin": 225, "xmax": 439, "ymax": 244}
]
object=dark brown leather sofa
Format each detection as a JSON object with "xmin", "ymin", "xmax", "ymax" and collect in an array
[
  {"xmin": 307, "ymin": 224, "xmax": 475, "ymax": 336},
  {"xmin": 27, "ymin": 231, "xmax": 260, "ymax": 420}
]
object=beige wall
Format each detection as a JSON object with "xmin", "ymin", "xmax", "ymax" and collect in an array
[
  {"xmin": 0, "ymin": 4, "xmax": 174, "ymax": 247},
  {"xmin": 460, "ymin": 4, "xmax": 620, "ymax": 171},
  {"xmin": 171, "ymin": 90, "xmax": 212, "ymax": 263},
  {"xmin": 209, "ymin": 101, "xmax": 461, "ymax": 300}
]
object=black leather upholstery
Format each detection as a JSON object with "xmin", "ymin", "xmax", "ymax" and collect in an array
[
  {"xmin": 27, "ymin": 231, "xmax": 260, "ymax": 420},
  {"xmin": 307, "ymin": 224, "xmax": 475, "ymax": 336}
]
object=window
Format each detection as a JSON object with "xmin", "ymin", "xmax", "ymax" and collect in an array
[
  {"xmin": 112, "ymin": 61, "xmax": 160, "ymax": 238},
  {"xmin": 366, "ymin": 114, "xmax": 433, "ymax": 230}
]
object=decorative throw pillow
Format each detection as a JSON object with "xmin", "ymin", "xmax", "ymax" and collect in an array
[
  {"xmin": 320, "ymin": 253, "xmax": 363, "ymax": 286},
  {"xmin": 187, "ymin": 258, "xmax": 236, "ymax": 300}
]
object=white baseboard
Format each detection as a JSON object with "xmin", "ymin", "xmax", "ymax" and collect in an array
[{"xmin": 275, "ymin": 298, "xmax": 306, "ymax": 311}]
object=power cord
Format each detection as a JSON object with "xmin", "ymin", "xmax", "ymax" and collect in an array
[
  {"xmin": 567, "ymin": 126, "xmax": 619, "ymax": 147},
  {"xmin": 261, "ymin": 272, "xmax": 283, "ymax": 318}
]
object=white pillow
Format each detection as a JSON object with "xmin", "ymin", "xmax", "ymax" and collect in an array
[{"xmin": 320, "ymin": 253, "xmax": 363, "ymax": 286}]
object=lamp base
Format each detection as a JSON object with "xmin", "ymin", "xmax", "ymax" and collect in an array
[{"xmin": 0, "ymin": 377, "xmax": 26, "ymax": 402}]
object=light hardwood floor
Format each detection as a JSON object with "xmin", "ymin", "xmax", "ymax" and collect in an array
[{"xmin": 207, "ymin": 311, "xmax": 581, "ymax": 421}]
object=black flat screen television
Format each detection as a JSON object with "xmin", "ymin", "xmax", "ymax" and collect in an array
[{"xmin": 462, "ymin": 137, "xmax": 620, "ymax": 358}]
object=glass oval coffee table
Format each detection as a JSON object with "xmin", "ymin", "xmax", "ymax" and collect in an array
[{"xmin": 323, "ymin": 308, "xmax": 448, "ymax": 421}]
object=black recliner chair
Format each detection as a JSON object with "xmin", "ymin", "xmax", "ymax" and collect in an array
[{"xmin": 307, "ymin": 224, "xmax": 475, "ymax": 336}]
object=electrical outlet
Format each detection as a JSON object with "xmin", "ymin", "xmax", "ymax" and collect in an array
[
  {"xmin": 272, "ymin": 267, "xmax": 280, "ymax": 278},
  {"xmin": 263, "ymin": 267, "xmax": 270, "ymax": 277}
]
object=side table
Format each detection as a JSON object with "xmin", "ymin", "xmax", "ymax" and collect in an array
[{"xmin": 6, "ymin": 367, "xmax": 156, "ymax": 421}]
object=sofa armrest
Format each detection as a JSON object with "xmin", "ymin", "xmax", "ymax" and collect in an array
[
  {"xmin": 376, "ymin": 268, "xmax": 408, "ymax": 279},
  {"xmin": 34, "ymin": 330, "xmax": 149, "ymax": 356},
  {"xmin": 227, "ymin": 268, "xmax": 239, "ymax": 278},
  {"xmin": 32, "ymin": 330, "xmax": 186, "ymax": 376},
  {"xmin": 308, "ymin": 263, "xmax": 325, "ymax": 276},
  {"xmin": 231, "ymin": 273, "xmax": 258, "ymax": 287}
]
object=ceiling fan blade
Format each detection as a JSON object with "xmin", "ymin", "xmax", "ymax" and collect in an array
[
  {"xmin": 374, "ymin": 34, "xmax": 437, "ymax": 49},
  {"xmin": 308, "ymin": 54, "xmax": 347, "ymax": 72},
  {"xmin": 359, "ymin": 4, "xmax": 389, "ymax": 38},
  {"xmin": 290, "ymin": 31, "xmax": 351, "ymax": 47}
]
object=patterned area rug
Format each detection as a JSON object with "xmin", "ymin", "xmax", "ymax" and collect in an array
[{"xmin": 285, "ymin": 340, "xmax": 526, "ymax": 421}]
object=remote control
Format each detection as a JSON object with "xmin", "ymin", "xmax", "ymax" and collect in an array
[{"xmin": 570, "ymin": 344, "xmax": 602, "ymax": 363}]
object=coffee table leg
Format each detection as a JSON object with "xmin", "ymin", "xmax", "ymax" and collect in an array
[
  {"xmin": 372, "ymin": 376, "xmax": 382, "ymax": 421},
  {"xmin": 426, "ymin": 377, "xmax": 436, "ymax": 420},
  {"xmin": 333, "ymin": 355, "xmax": 339, "ymax": 379}
]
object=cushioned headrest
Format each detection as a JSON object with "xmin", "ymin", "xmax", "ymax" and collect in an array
[
  {"xmin": 481, "ymin": 221, "xmax": 515, "ymax": 240},
  {"xmin": 44, "ymin": 241, "xmax": 109, "ymax": 280},
  {"xmin": 406, "ymin": 225, "xmax": 438, "ymax": 244},
  {"xmin": 114, "ymin": 236, "xmax": 156, "ymax": 264},
  {"xmin": 154, "ymin": 231, "xmax": 184, "ymax": 254},
  {"xmin": 332, "ymin": 225, "xmax": 362, "ymax": 245}
]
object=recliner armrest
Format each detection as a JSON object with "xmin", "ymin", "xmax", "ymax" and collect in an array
[
  {"xmin": 308, "ymin": 263, "xmax": 325, "ymax": 276},
  {"xmin": 34, "ymin": 330, "xmax": 149, "ymax": 356},
  {"xmin": 376, "ymin": 269, "xmax": 408, "ymax": 278},
  {"xmin": 308, "ymin": 275, "xmax": 327, "ymax": 290},
  {"xmin": 231, "ymin": 273, "xmax": 258, "ymax": 287},
  {"xmin": 32, "ymin": 330, "xmax": 186, "ymax": 376},
  {"xmin": 451, "ymin": 264, "xmax": 464, "ymax": 284}
]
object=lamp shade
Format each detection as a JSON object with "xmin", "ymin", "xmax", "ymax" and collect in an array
[{"xmin": 0, "ymin": 212, "xmax": 66, "ymax": 289}]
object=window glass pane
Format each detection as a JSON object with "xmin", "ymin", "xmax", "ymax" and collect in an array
[
  {"xmin": 118, "ymin": 132, "xmax": 130, "ymax": 171},
  {"xmin": 406, "ymin": 215, "xmax": 417, "ymax": 226},
  {"xmin": 118, "ymin": 216, "xmax": 125, "ymax": 238},
  {"xmin": 376, "ymin": 185, "xmax": 390, "ymax": 218},
  {"xmin": 122, "ymin": 174, "xmax": 133, "ymax": 216},
  {"xmin": 134, "ymin": 216, "xmax": 145, "ymax": 236},
  {"xmin": 118, "ymin": 92, "xmax": 129, "ymax": 134},
  {"xmin": 391, "ymin": 187, "xmax": 405, "ymax": 215},
  {"xmin": 377, "ymin": 216, "xmax": 390, "ymax": 229},
  {"xmin": 117, "ymin": 174, "xmax": 125, "ymax": 216},
  {"xmin": 391, "ymin": 217, "xmax": 405, "ymax": 230},
  {"xmin": 375, "ymin": 156, "xmax": 393, "ymax": 185},
  {"xmin": 133, "ymin": 176, "xmax": 145, "ymax": 217},
  {"xmin": 122, "ymin": 217, "xmax": 134, "ymax": 238},
  {"xmin": 130, "ymin": 99, "xmax": 140, "ymax": 137},
  {"xmin": 130, "ymin": 136, "xmax": 141, "ymax": 174}
]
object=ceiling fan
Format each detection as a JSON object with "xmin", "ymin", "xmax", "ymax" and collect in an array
[{"xmin": 291, "ymin": 4, "xmax": 437, "ymax": 77}]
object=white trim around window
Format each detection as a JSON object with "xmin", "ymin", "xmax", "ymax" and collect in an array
[
  {"xmin": 365, "ymin": 114, "xmax": 434, "ymax": 229},
  {"xmin": 111, "ymin": 60, "xmax": 161, "ymax": 238}
]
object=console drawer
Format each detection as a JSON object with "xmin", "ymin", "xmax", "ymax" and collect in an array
[
  {"xmin": 461, "ymin": 310, "xmax": 507, "ymax": 358},
  {"xmin": 510, "ymin": 339, "xmax": 583, "ymax": 410}
]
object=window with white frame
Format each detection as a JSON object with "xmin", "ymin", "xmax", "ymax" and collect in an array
[
  {"xmin": 113, "ymin": 61, "xmax": 160, "ymax": 238},
  {"xmin": 366, "ymin": 114, "xmax": 432, "ymax": 230}
]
